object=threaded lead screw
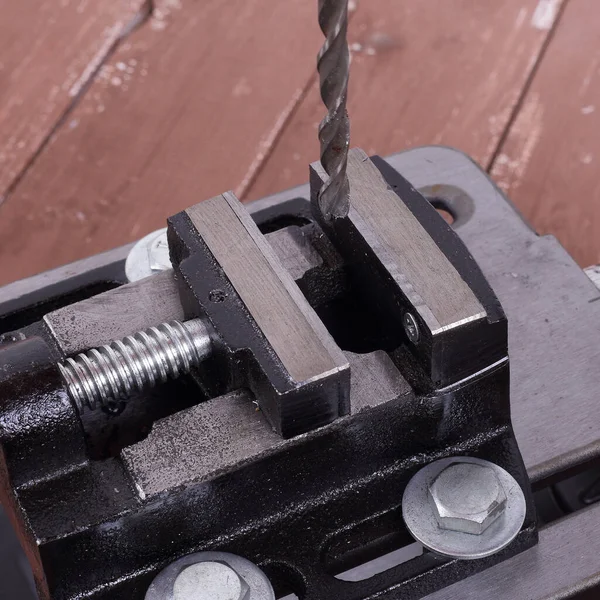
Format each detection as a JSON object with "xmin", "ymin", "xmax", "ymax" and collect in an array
[{"xmin": 58, "ymin": 318, "xmax": 212, "ymax": 412}]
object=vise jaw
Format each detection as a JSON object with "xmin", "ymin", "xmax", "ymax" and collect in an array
[
  {"xmin": 311, "ymin": 149, "xmax": 507, "ymax": 390},
  {"xmin": 168, "ymin": 191, "xmax": 350, "ymax": 438}
]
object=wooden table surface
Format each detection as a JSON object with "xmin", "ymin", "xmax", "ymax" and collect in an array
[{"xmin": 1, "ymin": 0, "xmax": 598, "ymax": 285}]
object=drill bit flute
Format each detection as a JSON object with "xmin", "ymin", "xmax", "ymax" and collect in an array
[{"xmin": 317, "ymin": 0, "xmax": 351, "ymax": 220}]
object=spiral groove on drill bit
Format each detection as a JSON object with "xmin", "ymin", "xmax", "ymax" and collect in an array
[
  {"xmin": 317, "ymin": 0, "xmax": 351, "ymax": 220},
  {"xmin": 58, "ymin": 319, "xmax": 212, "ymax": 411}
]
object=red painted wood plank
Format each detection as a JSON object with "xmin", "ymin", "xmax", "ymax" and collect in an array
[
  {"xmin": 0, "ymin": 0, "xmax": 150, "ymax": 200},
  {"xmin": 491, "ymin": 0, "xmax": 600, "ymax": 266},
  {"xmin": 246, "ymin": 0, "xmax": 565, "ymax": 202},
  {"xmin": 0, "ymin": 0, "xmax": 321, "ymax": 284}
]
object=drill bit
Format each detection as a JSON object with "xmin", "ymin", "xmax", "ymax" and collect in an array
[{"xmin": 317, "ymin": 0, "xmax": 351, "ymax": 220}]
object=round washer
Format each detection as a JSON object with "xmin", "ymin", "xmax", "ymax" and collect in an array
[
  {"xmin": 402, "ymin": 456, "xmax": 527, "ymax": 560},
  {"xmin": 125, "ymin": 227, "xmax": 169, "ymax": 282},
  {"xmin": 145, "ymin": 551, "xmax": 275, "ymax": 600}
]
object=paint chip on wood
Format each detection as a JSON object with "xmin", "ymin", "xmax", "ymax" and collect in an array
[{"xmin": 531, "ymin": 0, "xmax": 561, "ymax": 30}]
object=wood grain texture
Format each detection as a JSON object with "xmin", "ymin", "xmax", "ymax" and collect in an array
[
  {"xmin": 0, "ymin": 0, "xmax": 321, "ymax": 285},
  {"xmin": 246, "ymin": 0, "xmax": 564, "ymax": 201},
  {"xmin": 491, "ymin": 0, "xmax": 600, "ymax": 267},
  {"xmin": 0, "ymin": 0, "xmax": 150, "ymax": 200}
]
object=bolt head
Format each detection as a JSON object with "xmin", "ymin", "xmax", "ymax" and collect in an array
[
  {"xmin": 428, "ymin": 462, "xmax": 507, "ymax": 535},
  {"xmin": 173, "ymin": 561, "xmax": 250, "ymax": 600},
  {"xmin": 403, "ymin": 312, "xmax": 420, "ymax": 344}
]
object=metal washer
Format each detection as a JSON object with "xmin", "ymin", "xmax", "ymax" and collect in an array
[
  {"xmin": 125, "ymin": 227, "xmax": 169, "ymax": 282},
  {"xmin": 145, "ymin": 551, "xmax": 275, "ymax": 600},
  {"xmin": 402, "ymin": 456, "xmax": 527, "ymax": 560}
]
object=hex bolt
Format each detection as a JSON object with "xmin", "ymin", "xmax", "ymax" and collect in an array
[
  {"xmin": 403, "ymin": 312, "xmax": 420, "ymax": 344},
  {"xmin": 58, "ymin": 318, "xmax": 212, "ymax": 412},
  {"xmin": 173, "ymin": 561, "xmax": 250, "ymax": 600},
  {"xmin": 403, "ymin": 456, "xmax": 526, "ymax": 559},
  {"xmin": 145, "ymin": 551, "xmax": 276, "ymax": 600},
  {"xmin": 428, "ymin": 462, "xmax": 507, "ymax": 535}
]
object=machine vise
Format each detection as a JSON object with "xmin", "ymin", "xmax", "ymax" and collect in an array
[{"xmin": 0, "ymin": 148, "xmax": 537, "ymax": 600}]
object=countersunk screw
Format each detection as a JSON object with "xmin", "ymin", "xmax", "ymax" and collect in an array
[
  {"xmin": 173, "ymin": 561, "xmax": 250, "ymax": 600},
  {"xmin": 58, "ymin": 318, "xmax": 212, "ymax": 412},
  {"xmin": 428, "ymin": 462, "xmax": 507, "ymax": 535},
  {"xmin": 403, "ymin": 312, "xmax": 420, "ymax": 344}
]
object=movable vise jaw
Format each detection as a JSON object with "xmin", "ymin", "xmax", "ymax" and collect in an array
[{"xmin": 167, "ymin": 191, "xmax": 351, "ymax": 438}]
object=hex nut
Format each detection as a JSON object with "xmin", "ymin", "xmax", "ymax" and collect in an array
[
  {"xmin": 173, "ymin": 561, "xmax": 250, "ymax": 600},
  {"xmin": 428, "ymin": 462, "xmax": 507, "ymax": 535}
]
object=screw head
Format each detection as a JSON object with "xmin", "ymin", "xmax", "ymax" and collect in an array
[
  {"xmin": 403, "ymin": 312, "xmax": 420, "ymax": 344},
  {"xmin": 173, "ymin": 561, "xmax": 250, "ymax": 600},
  {"xmin": 402, "ymin": 457, "xmax": 526, "ymax": 559},
  {"xmin": 428, "ymin": 462, "xmax": 507, "ymax": 535}
]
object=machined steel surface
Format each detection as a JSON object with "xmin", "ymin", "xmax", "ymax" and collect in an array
[
  {"xmin": 184, "ymin": 193, "xmax": 344, "ymax": 384},
  {"xmin": 44, "ymin": 270, "xmax": 185, "ymax": 356},
  {"xmin": 313, "ymin": 148, "xmax": 485, "ymax": 332},
  {"xmin": 169, "ymin": 191, "xmax": 350, "ymax": 437},
  {"xmin": 122, "ymin": 351, "xmax": 408, "ymax": 497},
  {"xmin": 145, "ymin": 552, "xmax": 275, "ymax": 600},
  {"xmin": 59, "ymin": 318, "xmax": 212, "ymax": 411},
  {"xmin": 402, "ymin": 457, "xmax": 526, "ymax": 559},
  {"xmin": 43, "ymin": 226, "xmax": 321, "ymax": 358},
  {"xmin": 316, "ymin": 0, "xmax": 350, "ymax": 219}
]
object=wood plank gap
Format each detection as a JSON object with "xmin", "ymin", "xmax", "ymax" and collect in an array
[
  {"xmin": 238, "ymin": 4, "xmax": 360, "ymax": 200},
  {"xmin": 237, "ymin": 71, "xmax": 317, "ymax": 200},
  {"xmin": 0, "ymin": 0, "xmax": 153, "ymax": 208},
  {"xmin": 486, "ymin": 0, "xmax": 570, "ymax": 172}
]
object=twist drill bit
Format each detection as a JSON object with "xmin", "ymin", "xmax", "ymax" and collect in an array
[{"xmin": 317, "ymin": 0, "xmax": 351, "ymax": 220}]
